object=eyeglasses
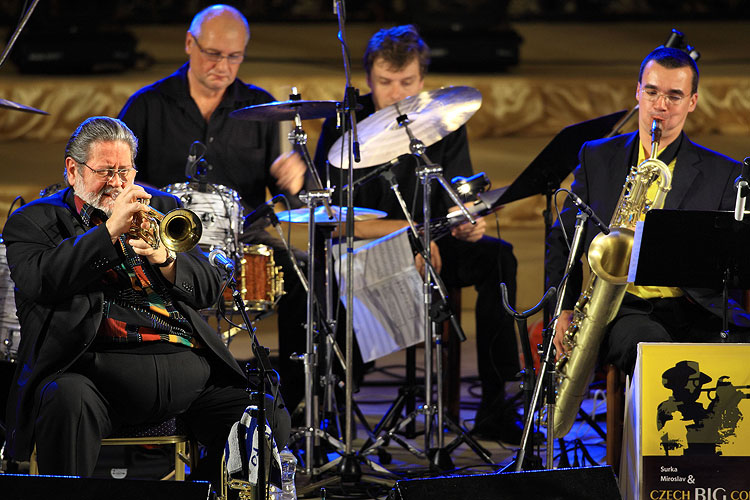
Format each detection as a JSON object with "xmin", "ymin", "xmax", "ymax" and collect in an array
[
  {"xmin": 640, "ymin": 88, "xmax": 686, "ymax": 106},
  {"xmin": 77, "ymin": 161, "xmax": 136, "ymax": 182},
  {"xmin": 189, "ymin": 33, "xmax": 245, "ymax": 65}
]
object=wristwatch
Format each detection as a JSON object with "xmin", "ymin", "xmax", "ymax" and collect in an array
[{"xmin": 154, "ymin": 249, "xmax": 176, "ymax": 268}]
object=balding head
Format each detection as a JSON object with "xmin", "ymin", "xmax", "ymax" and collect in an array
[
  {"xmin": 185, "ymin": 4, "xmax": 250, "ymax": 96},
  {"xmin": 189, "ymin": 4, "xmax": 250, "ymax": 46}
]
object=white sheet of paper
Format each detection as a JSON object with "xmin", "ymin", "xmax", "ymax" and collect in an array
[
  {"xmin": 334, "ymin": 227, "xmax": 424, "ymax": 362},
  {"xmin": 627, "ymin": 220, "xmax": 645, "ymax": 283}
]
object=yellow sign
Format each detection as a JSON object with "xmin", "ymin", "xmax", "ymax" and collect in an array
[{"xmin": 641, "ymin": 343, "xmax": 750, "ymax": 457}]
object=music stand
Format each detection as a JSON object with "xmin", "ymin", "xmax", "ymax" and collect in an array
[
  {"xmin": 629, "ymin": 209, "xmax": 750, "ymax": 338},
  {"xmin": 479, "ymin": 109, "xmax": 627, "ymax": 210},
  {"xmin": 478, "ymin": 109, "xmax": 627, "ymax": 312}
]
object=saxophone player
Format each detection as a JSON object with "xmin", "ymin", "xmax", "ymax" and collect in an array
[{"xmin": 546, "ymin": 46, "xmax": 750, "ymax": 378}]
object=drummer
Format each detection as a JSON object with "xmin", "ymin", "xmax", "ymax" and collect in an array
[
  {"xmin": 118, "ymin": 5, "xmax": 310, "ymax": 412},
  {"xmin": 313, "ymin": 25, "xmax": 523, "ymax": 445}
]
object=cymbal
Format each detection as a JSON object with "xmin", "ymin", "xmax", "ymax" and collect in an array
[
  {"xmin": 0, "ymin": 97, "xmax": 48, "ymax": 115},
  {"xmin": 276, "ymin": 205, "xmax": 387, "ymax": 224},
  {"xmin": 230, "ymin": 99, "xmax": 339, "ymax": 121},
  {"xmin": 327, "ymin": 86, "xmax": 481, "ymax": 169}
]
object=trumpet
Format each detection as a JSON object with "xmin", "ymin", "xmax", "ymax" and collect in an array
[
  {"xmin": 701, "ymin": 376, "xmax": 750, "ymax": 402},
  {"xmin": 130, "ymin": 201, "xmax": 203, "ymax": 253}
]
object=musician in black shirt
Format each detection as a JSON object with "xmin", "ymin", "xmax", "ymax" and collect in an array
[
  {"xmin": 314, "ymin": 25, "xmax": 522, "ymax": 444},
  {"xmin": 118, "ymin": 4, "xmax": 309, "ymax": 412}
]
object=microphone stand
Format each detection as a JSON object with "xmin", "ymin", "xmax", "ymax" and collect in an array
[
  {"xmin": 513, "ymin": 209, "xmax": 590, "ymax": 471},
  {"xmin": 0, "ymin": 0, "xmax": 41, "ymax": 70},
  {"xmin": 498, "ymin": 284, "xmax": 556, "ymax": 472},
  {"xmin": 333, "ymin": 0, "xmax": 364, "ymax": 482},
  {"xmin": 224, "ymin": 268, "xmax": 279, "ymax": 500}
]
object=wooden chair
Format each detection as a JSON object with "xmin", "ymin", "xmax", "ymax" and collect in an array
[
  {"xmin": 30, "ymin": 417, "xmax": 197, "ymax": 481},
  {"xmin": 605, "ymin": 364, "xmax": 626, "ymax": 473}
]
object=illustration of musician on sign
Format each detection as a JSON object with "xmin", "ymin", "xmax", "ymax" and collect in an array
[{"xmin": 656, "ymin": 360, "xmax": 750, "ymax": 455}]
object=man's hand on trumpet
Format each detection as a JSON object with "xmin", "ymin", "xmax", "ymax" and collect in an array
[{"xmin": 105, "ymin": 183, "xmax": 152, "ymax": 243}]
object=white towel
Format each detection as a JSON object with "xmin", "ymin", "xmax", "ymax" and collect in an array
[{"xmin": 225, "ymin": 405, "xmax": 281, "ymax": 486}]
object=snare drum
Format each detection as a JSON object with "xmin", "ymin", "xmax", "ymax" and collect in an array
[
  {"xmin": 163, "ymin": 183, "xmax": 243, "ymax": 254},
  {"xmin": 224, "ymin": 244, "xmax": 284, "ymax": 312},
  {"xmin": 0, "ymin": 237, "xmax": 21, "ymax": 361}
]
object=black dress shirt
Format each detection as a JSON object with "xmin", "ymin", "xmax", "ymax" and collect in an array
[{"xmin": 118, "ymin": 63, "xmax": 280, "ymax": 210}]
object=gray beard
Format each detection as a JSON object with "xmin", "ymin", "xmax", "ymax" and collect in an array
[{"xmin": 73, "ymin": 176, "xmax": 119, "ymax": 218}]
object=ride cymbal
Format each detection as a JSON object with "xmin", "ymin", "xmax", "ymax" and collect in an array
[
  {"xmin": 230, "ymin": 99, "xmax": 339, "ymax": 121},
  {"xmin": 327, "ymin": 86, "xmax": 481, "ymax": 169},
  {"xmin": 0, "ymin": 97, "xmax": 48, "ymax": 115},
  {"xmin": 276, "ymin": 205, "xmax": 387, "ymax": 225}
]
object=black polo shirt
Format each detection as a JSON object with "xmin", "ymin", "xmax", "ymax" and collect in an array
[{"xmin": 118, "ymin": 63, "xmax": 280, "ymax": 210}]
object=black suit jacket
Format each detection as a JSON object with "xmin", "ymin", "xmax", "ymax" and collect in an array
[
  {"xmin": 2, "ymin": 186, "xmax": 245, "ymax": 461},
  {"xmin": 545, "ymin": 131, "xmax": 749, "ymax": 324}
]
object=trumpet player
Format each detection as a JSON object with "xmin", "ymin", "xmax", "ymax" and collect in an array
[
  {"xmin": 2, "ymin": 116, "xmax": 289, "ymax": 493},
  {"xmin": 546, "ymin": 46, "xmax": 750, "ymax": 379}
]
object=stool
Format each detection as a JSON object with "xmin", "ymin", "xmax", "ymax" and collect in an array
[
  {"xmin": 30, "ymin": 417, "xmax": 197, "ymax": 481},
  {"xmin": 605, "ymin": 364, "xmax": 625, "ymax": 472},
  {"xmin": 441, "ymin": 287, "xmax": 463, "ymax": 422}
]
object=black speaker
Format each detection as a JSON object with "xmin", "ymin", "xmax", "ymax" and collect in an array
[
  {"xmin": 390, "ymin": 466, "xmax": 622, "ymax": 500},
  {"xmin": 0, "ymin": 474, "xmax": 212, "ymax": 500},
  {"xmin": 10, "ymin": 27, "xmax": 138, "ymax": 74},
  {"xmin": 420, "ymin": 26, "xmax": 522, "ymax": 73}
]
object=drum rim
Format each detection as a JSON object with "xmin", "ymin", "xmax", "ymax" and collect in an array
[
  {"xmin": 162, "ymin": 182, "xmax": 241, "ymax": 201},
  {"xmin": 241, "ymin": 243, "xmax": 272, "ymax": 257}
]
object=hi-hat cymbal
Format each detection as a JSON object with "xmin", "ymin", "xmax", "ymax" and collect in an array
[
  {"xmin": 327, "ymin": 86, "xmax": 481, "ymax": 169},
  {"xmin": 0, "ymin": 97, "xmax": 48, "ymax": 115},
  {"xmin": 276, "ymin": 205, "xmax": 387, "ymax": 224},
  {"xmin": 230, "ymin": 99, "xmax": 339, "ymax": 121}
]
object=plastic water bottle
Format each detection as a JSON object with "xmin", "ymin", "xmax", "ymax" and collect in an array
[{"xmin": 279, "ymin": 446, "xmax": 297, "ymax": 500}]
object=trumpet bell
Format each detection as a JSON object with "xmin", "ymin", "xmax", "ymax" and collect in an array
[{"xmin": 160, "ymin": 208, "xmax": 203, "ymax": 253}]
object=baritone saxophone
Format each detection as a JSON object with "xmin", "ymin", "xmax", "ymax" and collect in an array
[{"xmin": 552, "ymin": 120, "xmax": 673, "ymax": 438}]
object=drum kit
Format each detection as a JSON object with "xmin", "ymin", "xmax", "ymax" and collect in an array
[
  {"xmin": 159, "ymin": 182, "xmax": 287, "ymax": 316},
  {"xmin": 221, "ymin": 82, "xmax": 491, "ymax": 482}
]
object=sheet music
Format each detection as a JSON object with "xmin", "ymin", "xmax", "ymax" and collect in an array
[
  {"xmin": 334, "ymin": 227, "xmax": 424, "ymax": 362},
  {"xmin": 627, "ymin": 220, "xmax": 645, "ymax": 283}
]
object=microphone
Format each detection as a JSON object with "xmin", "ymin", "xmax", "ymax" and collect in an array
[
  {"xmin": 567, "ymin": 192, "xmax": 610, "ymax": 235},
  {"xmin": 243, "ymin": 199, "xmax": 277, "ymax": 231},
  {"xmin": 734, "ymin": 157, "xmax": 750, "ymax": 222},
  {"xmin": 185, "ymin": 141, "xmax": 207, "ymax": 180},
  {"xmin": 342, "ymin": 154, "xmax": 413, "ymax": 192},
  {"xmin": 209, "ymin": 248, "xmax": 234, "ymax": 274}
]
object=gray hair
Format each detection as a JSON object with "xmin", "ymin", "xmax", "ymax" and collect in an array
[
  {"xmin": 189, "ymin": 4, "xmax": 250, "ymax": 41},
  {"xmin": 63, "ymin": 116, "xmax": 138, "ymax": 183}
]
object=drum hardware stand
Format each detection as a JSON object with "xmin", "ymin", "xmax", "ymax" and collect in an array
[
  {"xmin": 281, "ymin": 94, "xmax": 385, "ymax": 480},
  {"xmin": 354, "ymin": 131, "xmax": 492, "ymax": 469},
  {"xmin": 245, "ymin": 193, "xmax": 375, "ymax": 481},
  {"xmin": 407, "ymin": 110, "xmax": 492, "ymax": 470},
  {"xmin": 290, "ymin": 189, "xmax": 389, "ymax": 482}
]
